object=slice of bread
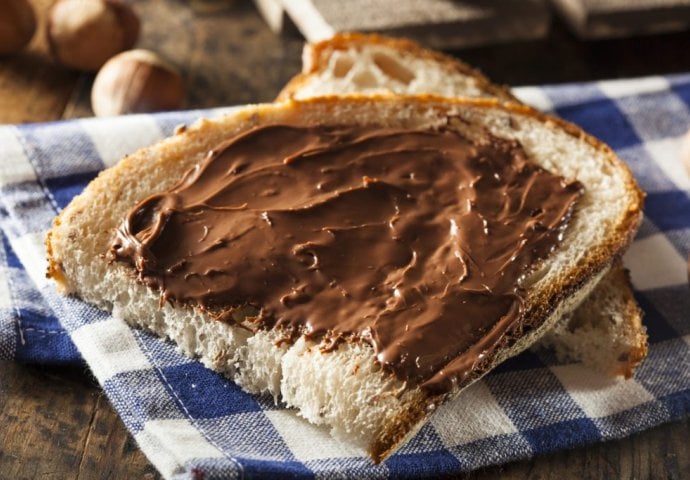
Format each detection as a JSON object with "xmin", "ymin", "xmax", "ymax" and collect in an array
[
  {"xmin": 277, "ymin": 32, "xmax": 516, "ymax": 102},
  {"xmin": 278, "ymin": 32, "xmax": 648, "ymax": 378},
  {"xmin": 46, "ymin": 95, "xmax": 643, "ymax": 461}
]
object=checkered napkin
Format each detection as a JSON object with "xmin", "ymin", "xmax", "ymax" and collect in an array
[{"xmin": 1, "ymin": 76, "xmax": 689, "ymax": 479}]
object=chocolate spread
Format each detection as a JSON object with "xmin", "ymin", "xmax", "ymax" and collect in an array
[{"xmin": 110, "ymin": 124, "xmax": 583, "ymax": 394}]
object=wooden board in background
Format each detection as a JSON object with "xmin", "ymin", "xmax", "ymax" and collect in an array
[{"xmin": 260, "ymin": 0, "xmax": 551, "ymax": 49}]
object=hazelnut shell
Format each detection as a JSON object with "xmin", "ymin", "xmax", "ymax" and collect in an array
[
  {"xmin": 91, "ymin": 49, "xmax": 185, "ymax": 116},
  {"xmin": 0, "ymin": 0, "xmax": 37, "ymax": 55}
]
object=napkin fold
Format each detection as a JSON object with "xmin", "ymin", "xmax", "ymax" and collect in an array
[{"xmin": 1, "ymin": 77, "xmax": 689, "ymax": 480}]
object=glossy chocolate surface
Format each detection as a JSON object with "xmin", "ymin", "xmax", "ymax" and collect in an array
[{"xmin": 111, "ymin": 124, "xmax": 582, "ymax": 393}]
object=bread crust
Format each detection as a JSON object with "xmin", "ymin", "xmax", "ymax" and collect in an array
[
  {"xmin": 277, "ymin": 32, "xmax": 517, "ymax": 102},
  {"xmin": 46, "ymin": 95, "xmax": 644, "ymax": 462}
]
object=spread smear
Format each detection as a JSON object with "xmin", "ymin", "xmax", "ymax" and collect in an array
[{"xmin": 110, "ymin": 124, "xmax": 582, "ymax": 394}]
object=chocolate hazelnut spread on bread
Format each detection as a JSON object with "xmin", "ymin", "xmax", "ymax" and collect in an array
[{"xmin": 110, "ymin": 124, "xmax": 583, "ymax": 394}]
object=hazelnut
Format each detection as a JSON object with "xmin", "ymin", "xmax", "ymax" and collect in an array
[
  {"xmin": 47, "ymin": 0, "xmax": 140, "ymax": 71},
  {"xmin": 0, "ymin": 0, "xmax": 37, "ymax": 55},
  {"xmin": 91, "ymin": 49, "xmax": 185, "ymax": 116}
]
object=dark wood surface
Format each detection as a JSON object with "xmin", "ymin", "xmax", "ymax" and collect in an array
[{"xmin": 1, "ymin": 1, "xmax": 689, "ymax": 479}]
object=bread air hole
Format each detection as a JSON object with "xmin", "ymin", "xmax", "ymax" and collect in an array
[
  {"xmin": 372, "ymin": 52, "xmax": 415, "ymax": 85},
  {"xmin": 352, "ymin": 70, "xmax": 379, "ymax": 89},
  {"xmin": 331, "ymin": 54, "xmax": 354, "ymax": 78}
]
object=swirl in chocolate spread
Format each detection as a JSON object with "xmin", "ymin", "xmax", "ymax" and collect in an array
[{"xmin": 110, "ymin": 124, "xmax": 583, "ymax": 394}]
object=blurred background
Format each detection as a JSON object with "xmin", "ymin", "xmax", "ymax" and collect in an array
[{"xmin": 1, "ymin": 0, "xmax": 690, "ymax": 124}]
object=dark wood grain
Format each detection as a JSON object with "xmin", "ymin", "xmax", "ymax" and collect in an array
[
  {"xmin": 0, "ymin": 361, "xmax": 160, "ymax": 480},
  {"xmin": 1, "ymin": 1, "xmax": 689, "ymax": 479}
]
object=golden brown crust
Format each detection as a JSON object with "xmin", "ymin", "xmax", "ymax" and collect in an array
[{"xmin": 276, "ymin": 32, "xmax": 517, "ymax": 102}]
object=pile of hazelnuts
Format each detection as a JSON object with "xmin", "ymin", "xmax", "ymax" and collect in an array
[{"xmin": 1, "ymin": 0, "xmax": 184, "ymax": 117}]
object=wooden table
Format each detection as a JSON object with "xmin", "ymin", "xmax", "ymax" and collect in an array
[{"xmin": 1, "ymin": 2, "xmax": 689, "ymax": 478}]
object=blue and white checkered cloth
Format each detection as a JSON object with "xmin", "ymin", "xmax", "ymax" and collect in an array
[{"xmin": 1, "ymin": 76, "xmax": 689, "ymax": 479}]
